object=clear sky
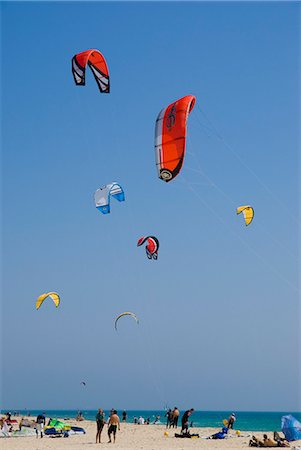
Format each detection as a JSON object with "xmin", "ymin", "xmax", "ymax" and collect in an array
[{"xmin": 1, "ymin": 1, "xmax": 300, "ymax": 412}]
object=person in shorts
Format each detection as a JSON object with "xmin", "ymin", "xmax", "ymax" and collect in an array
[
  {"xmin": 108, "ymin": 410, "xmax": 120, "ymax": 443},
  {"xmin": 172, "ymin": 407, "xmax": 180, "ymax": 428}
]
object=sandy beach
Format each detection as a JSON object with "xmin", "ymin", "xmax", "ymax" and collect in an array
[{"xmin": 1, "ymin": 417, "xmax": 301, "ymax": 450}]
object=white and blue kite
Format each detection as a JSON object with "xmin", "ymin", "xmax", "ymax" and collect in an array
[{"xmin": 94, "ymin": 182, "xmax": 125, "ymax": 214}]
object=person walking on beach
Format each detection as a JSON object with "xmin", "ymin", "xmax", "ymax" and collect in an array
[
  {"xmin": 95, "ymin": 408, "xmax": 105, "ymax": 444},
  {"xmin": 122, "ymin": 410, "xmax": 127, "ymax": 422},
  {"xmin": 181, "ymin": 408, "xmax": 194, "ymax": 434},
  {"xmin": 227, "ymin": 413, "xmax": 236, "ymax": 429},
  {"xmin": 108, "ymin": 410, "xmax": 120, "ymax": 443},
  {"xmin": 36, "ymin": 412, "xmax": 46, "ymax": 438}
]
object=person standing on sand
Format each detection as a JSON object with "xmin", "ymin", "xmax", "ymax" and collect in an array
[
  {"xmin": 108, "ymin": 410, "xmax": 120, "ymax": 443},
  {"xmin": 181, "ymin": 408, "xmax": 194, "ymax": 434},
  {"xmin": 95, "ymin": 408, "xmax": 105, "ymax": 444},
  {"xmin": 172, "ymin": 407, "xmax": 180, "ymax": 428},
  {"xmin": 36, "ymin": 412, "xmax": 46, "ymax": 438},
  {"xmin": 227, "ymin": 413, "xmax": 236, "ymax": 429},
  {"xmin": 122, "ymin": 410, "xmax": 127, "ymax": 422},
  {"xmin": 165, "ymin": 409, "xmax": 172, "ymax": 428},
  {"xmin": 153, "ymin": 415, "xmax": 160, "ymax": 424}
]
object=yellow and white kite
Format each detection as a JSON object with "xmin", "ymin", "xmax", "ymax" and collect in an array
[
  {"xmin": 236, "ymin": 205, "xmax": 254, "ymax": 226},
  {"xmin": 36, "ymin": 292, "xmax": 60, "ymax": 310}
]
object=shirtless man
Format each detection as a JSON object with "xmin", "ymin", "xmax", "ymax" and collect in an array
[
  {"xmin": 172, "ymin": 407, "xmax": 180, "ymax": 428},
  {"xmin": 108, "ymin": 410, "xmax": 120, "ymax": 443}
]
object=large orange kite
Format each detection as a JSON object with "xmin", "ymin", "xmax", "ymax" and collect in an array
[{"xmin": 155, "ymin": 95, "xmax": 196, "ymax": 182}]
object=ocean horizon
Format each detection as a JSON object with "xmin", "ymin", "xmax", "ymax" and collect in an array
[{"xmin": 2, "ymin": 409, "xmax": 301, "ymax": 431}]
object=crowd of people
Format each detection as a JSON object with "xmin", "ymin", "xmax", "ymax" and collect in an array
[
  {"xmin": 1, "ymin": 408, "xmax": 293, "ymax": 447},
  {"xmin": 12, "ymin": 408, "xmax": 236, "ymax": 443},
  {"xmin": 133, "ymin": 416, "xmax": 151, "ymax": 425},
  {"xmin": 94, "ymin": 407, "xmax": 198, "ymax": 443}
]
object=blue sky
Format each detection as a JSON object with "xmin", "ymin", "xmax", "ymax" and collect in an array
[{"xmin": 1, "ymin": 1, "xmax": 300, "ymax": 412}]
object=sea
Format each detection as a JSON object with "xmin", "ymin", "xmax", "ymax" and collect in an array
[{"xmin": 2, "ymin": 410, "xmax": 301, "ymax": 432}]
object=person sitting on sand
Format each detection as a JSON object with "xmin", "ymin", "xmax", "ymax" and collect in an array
[
  {"xmin": 208, "ymin": 426, "xmax": 228, "ymax": 439},
  {"xmin": 108, "ymin": 410, "xmax": 120, "ymax": 443},
  {"xmin": 262, "ymin": 434, "xmax": 277, "ymax": 447},
  {"xmin": 273, "ymin": 431, "xmax": 290, "ymax": 447},
  {"xmin": 249, "ymin": 434, "xmax": 279, "ymax": 448},
  {"xmin": 249, "ymin": 435, "xmax": 261, "ymax": 447},
  {"xmin": 76, "ymin": 411, "xmax": 84, "ymax": 421},
  {"xmin": 138, "ymin": 416, "xmax": 145, "ymax": 425},
  {"xmin": 96, "ymin": 408, "xmax": 105, "ymax": 444}
]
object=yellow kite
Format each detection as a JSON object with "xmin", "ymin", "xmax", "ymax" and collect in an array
[
  {"xmin": 36, "ymin": 292, "xmax": 60, "ymax": 310},
  {"xmin": 236, "ymin": 205, "xmax": 254, "ymax": 226}
]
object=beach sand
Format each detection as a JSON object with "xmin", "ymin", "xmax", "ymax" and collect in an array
[{"xmin": 1, "ymin": 417, "xmax": 301, "ymax": 450}]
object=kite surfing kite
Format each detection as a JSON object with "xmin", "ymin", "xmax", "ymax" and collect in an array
[
  {"xmin": 155, "ymin": 95, "xmax": 196, "ymax": 182},
  {"xmin": 36, "ymin": 292, "xmax": 60, "ymax": 310},
  {"xmin": 137, "ymin": 236, "xmax": 159, "ymax": 260},
  {"xmin": 94, "ymin": 182, "xmax": 125, "ymax": 214},
  {"xmin": 72, "ymin": 49, "xmax": 110, "ymax": 93},
  {"xmin": 80, "ymin": 381, "xmax": 86, "ymax": 386},
  {"xmin": 114, "ymin": 312, "xmax": 139, "ymax": 331},
  {"xmin": 237, "ymin": 205, "xmax": 254, "ymax": 226}
]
